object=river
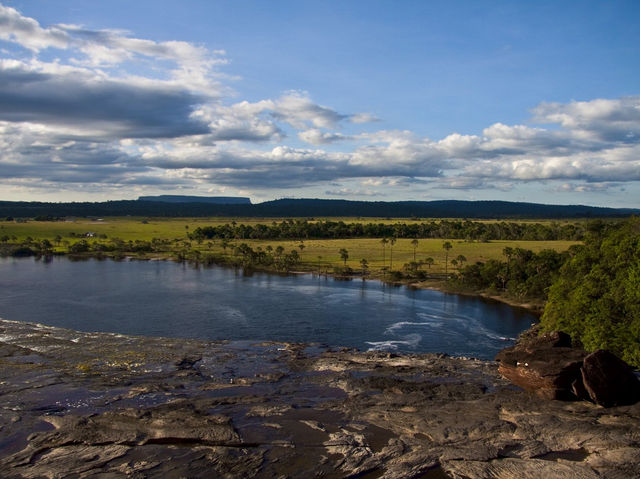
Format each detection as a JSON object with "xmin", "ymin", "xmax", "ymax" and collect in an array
[{"xmin": 0, "ymin": 257, "xmax": 536, "ymax": 359}]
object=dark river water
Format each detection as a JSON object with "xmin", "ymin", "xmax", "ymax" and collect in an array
[{"xmin": 0, "ymin": 257, "xmax": 536, "ymax": 359}]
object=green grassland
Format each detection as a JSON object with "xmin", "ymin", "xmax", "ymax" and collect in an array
[
  {"xmin": 0, "ymin": 217, "xmax": 580, "ymax": 275},
  {"xmin": 0, "ymin": 216, "xmax": 586, "ymax": 241}
]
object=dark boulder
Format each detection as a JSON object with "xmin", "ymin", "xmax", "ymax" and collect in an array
[
  {"xmin": 581, "ymin": 350, "xmax": 640, "ymax": 407},
  {"xmin": 496, "ymin": 331, "xmax": 640, "ymax": 406},
  {"xmin": 496, "ymin": 341, "xmax": 586, "ymax": 401}
]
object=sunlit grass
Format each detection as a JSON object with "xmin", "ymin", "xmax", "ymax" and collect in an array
[{"xmin": 0, "ymin": 217, "xmax": 580, "ymax": 274}]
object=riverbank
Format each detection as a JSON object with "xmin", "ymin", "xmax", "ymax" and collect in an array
[
  {"xmin": 408, "ymin": 278, "xmax": 546, "ymax": 315},
  {"xmin": 1, "ymin": 319, "xmax": 638, "ymax": 478},
  {"xmin": 7, "ymin": 247, "xmax": 546, "ymax": 314}
]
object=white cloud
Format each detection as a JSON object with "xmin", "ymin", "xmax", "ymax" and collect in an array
[
  {"xmin": 350, "ymin": 112, "xmax": 380, "ymax": 124},
  {"xmin": 0, "ymin": 4, "xmax": 639, "ymax": 202},
  {"xmin": 298, "ymin": 128, "xmax": 351, "ymax": 145},
  {"xmin": 0, "ymin": 5, "xmax": 68, "ymax": 51},
  {"xmin": 532, "ymin": 96, "xmax": 640, "ymax": 142}
]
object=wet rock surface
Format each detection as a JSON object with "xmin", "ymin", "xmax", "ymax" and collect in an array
[{"xmin": 1, "ymin": 319, "xmax": 639, "ymax": 478}]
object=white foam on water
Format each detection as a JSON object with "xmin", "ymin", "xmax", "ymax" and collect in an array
[
  {"xmin": 366, "ymin": 333, "xmax": 422, "ymax": 351},
  {"xmin": 385, "ymin": 321, "xmax": 433, "ymax": 333}
]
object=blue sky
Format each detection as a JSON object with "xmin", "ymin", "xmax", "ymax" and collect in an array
[{"xmin": 1, "ymin": 1, "xmax": 639, "ymax": 207}]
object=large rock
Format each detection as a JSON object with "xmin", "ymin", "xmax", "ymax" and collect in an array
[
  {"xmin": 581, "ymin": 350, "xmax": 640, "ymax": 407},
  {"xmin": 496, "ymin": 347, "xmax": 586, "ymax": 400},
  {"xmin": 496, "ymin": 331, "xmax": 640, "ymax": 406},
  {"xmin": 495, "ymin": 331, "xmax": 587, "ymax": 400}
]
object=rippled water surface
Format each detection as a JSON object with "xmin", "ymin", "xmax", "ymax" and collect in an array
[{"xmin": 0, "ymin": 257, "xmax": 536, "ymax": 359}]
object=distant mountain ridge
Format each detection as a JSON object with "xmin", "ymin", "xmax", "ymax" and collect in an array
[
  {"xmin": 0, "ymin": 198, "xmax": 637, "ymax": 219},
  {"xmin": 138, "ymin": 195, "xmax": 251, "ymax": 205}
]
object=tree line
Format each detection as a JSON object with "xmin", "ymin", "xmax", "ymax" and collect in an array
[{"xmin": 189, "ymin": 219, "xmax": 586, "ymax": 242}]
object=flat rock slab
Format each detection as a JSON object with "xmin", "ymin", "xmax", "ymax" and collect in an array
[{"xmin": 1, "ymin": 319, "xmax": 639, "ymax": 478}]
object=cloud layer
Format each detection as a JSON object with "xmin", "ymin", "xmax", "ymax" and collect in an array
[{"xmin": 1, "ymin": 4, "xmax": 639, "ymax": 203}]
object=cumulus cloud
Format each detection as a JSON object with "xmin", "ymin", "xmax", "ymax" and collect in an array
[
  {"xmin": 0, "ymin": 61, "xmax": 210, "ymax": 138},
  {"xmin": 298, "ymin": 129, "xmax": 351, "ymax": 145},
  {"xmin": 1, "ymin": 3, "xmax": 639, "ymax": 201},
  {"xmin": 0, "ymin": 4, "xmax": 68, "ymax": 51},
  {"xmin": 532, "ymin": 96, "xmax": 640, "ymax": 143}
]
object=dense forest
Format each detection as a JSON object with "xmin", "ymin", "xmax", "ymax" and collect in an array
[
  {"xmin": 190, "ymin": 219, "xmax": 586, "ymax": 242},
  {"xmin": 540, "ymin": 218, "xmax": 640, "ymax": 367},
  {"xmin": 0, "ymin": 198, "xmax": 637, "ymax": 219},
  {"xmin": 451, "ymin": 218, "xmax": 640, "ymax": 366},
  {"xmin": 455, "ymin": 247, "xmax": 570, "ymax": 300}
]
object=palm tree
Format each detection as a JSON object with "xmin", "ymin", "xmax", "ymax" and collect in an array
[
  {"xmin": 411, "ymin": 238, "xmax": 419, "ymax": 262},
  {"xmin": 339, "ymin": 248, "xmax": 349, "ymax": 266},
  {"xmin": 455, "ymin": 254, "xmax": 467, "ymax": 270},
  {"xmin": 380, "ymin": 238, "xmax": 389, "ymax": 268},
  {"xmin": 442, "ymin": 241, "xmax": 453, "ymax": 276},
  {"xmin": 360, "ymin": 258, "xmax": 369, "ymax": 277},
  {"xmin": 389, "ymin": 237, "xmax": 397, "ymax": 270}
]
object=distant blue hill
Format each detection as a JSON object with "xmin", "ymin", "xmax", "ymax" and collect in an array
[
  {"xmin": 0, "ymin": 198, "xmax": 637, "ymax": 219},
  {"xmin": 138, "ymin": 195, "xmax": 251, "ymax": 205}
]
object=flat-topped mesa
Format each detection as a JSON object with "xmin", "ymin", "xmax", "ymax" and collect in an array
[
  {"xmin": 496, "ymin": 330, "xmax": 640, "ymax": 407},
  {"xmin": 137, "ymin": 195, "xmax": 251, "ymax": 204}
]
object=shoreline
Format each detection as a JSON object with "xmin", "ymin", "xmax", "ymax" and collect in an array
[{"xmin": 5, "ymin": 250, "xmax": 546, "ymax": 315}]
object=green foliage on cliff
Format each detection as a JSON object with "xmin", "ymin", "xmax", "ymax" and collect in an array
[{"xmin": 541, "ymin": 218, "xmax": 640, "ymax": 367}]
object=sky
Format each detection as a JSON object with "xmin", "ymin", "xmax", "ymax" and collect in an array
[{"xmin": 0, "ymin": 1, "xmax": 639, "ymax": 207}]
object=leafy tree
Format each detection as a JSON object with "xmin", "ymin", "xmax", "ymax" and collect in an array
[
  {"xmin": 69, "ymin": 240, "xmax": 90, "ymax": 253},
  {"xmin": 541, "ymin": 217, "xmax": 640, "ymax": 367}
]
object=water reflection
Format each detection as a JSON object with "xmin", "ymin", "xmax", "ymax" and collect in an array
[{"xmin": 0, "ymin": 257, "xmax": 536, "ymax": 359}]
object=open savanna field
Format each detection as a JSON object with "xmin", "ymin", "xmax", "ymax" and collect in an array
[{"xmin": 1, "ymin": 217, "xmax": 581, "ymax": 275}]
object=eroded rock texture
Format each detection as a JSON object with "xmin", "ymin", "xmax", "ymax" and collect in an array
[{"xmin": 1, "ymin": 319, "xmax": 639, "ymax": 478}]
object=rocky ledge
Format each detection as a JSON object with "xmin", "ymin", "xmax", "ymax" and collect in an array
[{"xmin": 1, "ymin": 319, "xmax": 639, "ymax": 478}]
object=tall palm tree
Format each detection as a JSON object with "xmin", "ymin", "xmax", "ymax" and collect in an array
[
  {"xmin": 443, "ymin": 241, "xmax": 453, "ymax": 276},
  {"xmin": 389, "ymin": 237, "xmax": 397, "ymax": 270},
  {"xmin": 411, "ymin": 238, "xmax": 419, "ymax": 262},
  {"xmin": 339, "ymin": 248, "xmax": 349, "ymax": 266},
  {"xmin": 360, "ymin": 258, "xmax": 369, "ymax": 277},
  {"xmin": 380, "ymin": 238, "xmax": 389, "ymax": 268}
]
